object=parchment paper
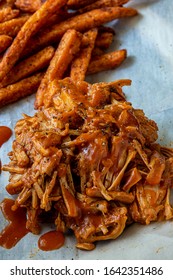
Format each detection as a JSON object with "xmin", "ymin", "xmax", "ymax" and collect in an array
[{"xmin": 0, "ymin": 0, "xmax": 173, "ymax": 260}]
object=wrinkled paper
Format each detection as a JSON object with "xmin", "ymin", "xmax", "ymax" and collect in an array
[{"xmin": 0, "ymin": 0, "xmax": 173, "ymax": 259}]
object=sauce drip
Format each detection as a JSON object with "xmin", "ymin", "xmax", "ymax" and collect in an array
[
  {"xmin": 38, "ymin": 230, "xmax": 65, "ymax": 251},
  {"xmin": 0, "ymin": 126, "xmax": 12, "ymax": 172},
  {"xmin": 0, "ymin": 126, "xmax": 12, "ymax": 147},
  {"xmin": 0, "ymin": 198, "xmax": 29, "ymax": 249}
]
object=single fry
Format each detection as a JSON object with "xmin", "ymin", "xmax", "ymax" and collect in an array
[
  {"xmin": 0, "ymin": 0, "xmax": 68, "ymax": 81},
  {"xmin": 35, "ymin": 29, "xmax": 82, "ymax": 108},
  {"xmin": 70, "ymin": 28, "xmax": 98, "ymax": 81},
  {"xmin": 67, "ymin": 0, "xmax": 95, "ymax": 9},
  {"xmin": 15, "ymin": 0, "xmax": 42, "ymax": 13},
  {"xmin": 95, "ymin": 26, "xmax": 115, "ymax": 49},
  {"xmin": 22, "ymin": 6, "xmax": 137, "ymax": 56},
  {"xmin": 39, "ymin": 10, "xmax": 71, "ymax": 30},
  {"xmin": 95, "ymin": 31, "xmax": 114, "ymax": 49},
  {"xmin": 0, "ymin": 7, "xmax": 19, "ymax": 23},
  {"xmin": 0, "ymin": 72, "xmax": 43, "ymax": 108},
  {"xmin": 0, "ymin": 34, "xmax": 12, "ymax": 54},
  {"xmin": 0, "ymin": 15, "xmax": 30, "ymax": 37},
  {"xmin": 87, "ymin": 49, "xmax": 127, "ymax": 74},
  {"xmin": 0, "ymin": 46, "xmax": 55, "ymax": 88},
  {"xmin": 78, "ymin": 0, "xmax": 129, "ymax": 13}
]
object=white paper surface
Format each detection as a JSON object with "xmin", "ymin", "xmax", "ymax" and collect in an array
[{"xmin": 0, "ymin": 0, "xmax": 173, "ymax": 260}]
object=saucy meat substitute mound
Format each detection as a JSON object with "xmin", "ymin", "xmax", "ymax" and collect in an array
[{"xmin": 1, "ymin": 77, "xmax": 173, "ymax": 251}]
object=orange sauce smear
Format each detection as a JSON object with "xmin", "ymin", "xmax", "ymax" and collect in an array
[
  {"xmin": 0, "ymin": 126, "xmax": 12, "ymax": 171},
  {"xmin": 0, "ymin": 198, "xmax": 29, "ymax": 249},
  {"xmin": 0, "ymin": 126, "xmax": 12, "ymax": 147},
  {"xmin": 0, "ymin": 198, "xmax": 65, "ymax": 251},
  {"xmin": 38, "ymin": 230, "xmax": 65, "ymax": 251}
]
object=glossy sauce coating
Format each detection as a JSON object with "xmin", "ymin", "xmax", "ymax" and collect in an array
[
  {"xmin": 0, "ymin": 126, "xmax": 12, "ymax": 147},
  {"xmin": 0, "ymin": 198, "xmax": 29, "ymax": 249},
  {"xmin": 38, "ymin": 230, "xmax": 65, "ymax": 251},
  {"xmin": 0, "ymin": 126, "xmax": 12, "ymax": 171}
]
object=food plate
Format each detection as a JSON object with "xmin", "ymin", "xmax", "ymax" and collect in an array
[{"xmin": 0, "ymin": 0, "xmax": 173, "ymax": 259}]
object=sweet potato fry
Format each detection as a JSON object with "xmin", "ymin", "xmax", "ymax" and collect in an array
[
  {"xmin": 0, "ymin": 0, "xmax": 68, "ymax": 81},
  {"xmin": 0, "ymin": 34, "xmax": 12, "ymax": 54},
  {"xmin": 22, "ymin": 6, "xmax": 137, "ymax": 57},
  {"xmin": 78, "ymin": 0, "xmax": 129, "ymax": 13},
  {"xmin": 0, "ymin": 7, "xmax": 19, "ymax": 23},
  {"xmin": 0, "ymin": 15, "xmax": 30, "ymax": 37},
  {"xmin": 0, "ymin": 46, "xmax": 55, "ymax": 88},
  {"xmin": 35, "ymin": 29, "xmax": 82, "ymax": 108},
  {"xmin": 39, "ymin": 10, "xmax": 72, "ymax": 30},
  {"xmin": 14, "ymin": 0, "xmax": 42, "ymax": 13},
  {"xmin": 67, "ymin": 0, "xmax": 95, "ymax": 9},
  {"xmin": 95, "ymin": 26, "xmax": 115, "ymax": 49},
  {"xmin": 70, "ymin": 28, "xmax": 98, "ymax": 81},
  {"xmin": 0, "ymin": 72, "xmax": 43, "ymax": 107},
  {"xmin": 87, "ymin": 49, "xmax": 127, "ymax": 74},
  {"xmin": 95, "ymin": 31, "xmax": 114, "ymax": 49}
]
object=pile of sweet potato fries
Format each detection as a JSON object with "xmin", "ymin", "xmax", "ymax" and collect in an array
[
  {"xmin": 0, "ymin": 0, "xmax": 137, "ymax": 107},
  {"xmin": 1, "ymin": 0, "xmax": 173, "ymax": 251}
]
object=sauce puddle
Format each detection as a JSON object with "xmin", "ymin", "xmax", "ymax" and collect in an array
[
  {"xmin": 38, "ymin": 230, "xmax": 65, "ymax": 251},
  {"xmin": 0, "ymin": 126, "xmax": 12, "ymax": 172},
  {"xmin": 0, "ymin": 198, "xmax": 29, "ymax": 249},
  {"xmin": 0, "ymin": 199, "xmax": 65, "ymax": 251},
  {"xmin": 0, "ymin": 126, "xmax": 12, "ymax": 148}
]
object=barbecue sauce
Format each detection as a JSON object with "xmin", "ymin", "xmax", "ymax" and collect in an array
[
  {"xmin": 0, "ymin": 126, "xmax": 12, "ymax": 147},
  {"xmin": 38, "ymin": 230, "xmax": 65, "ymax": 251},
  {"xmin": 0, "ymin": 198, "xmax": 29, "ymax": 249},
  {"xmin": 0, "ymin": 199, "xmax": 65, "ymax": 251},
  {"xmin": 0, "ymin": 126, "xmax": 12, "ymax": 171}
]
